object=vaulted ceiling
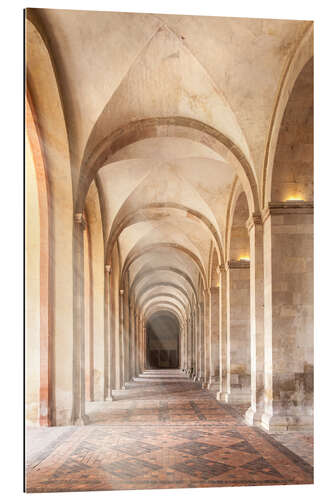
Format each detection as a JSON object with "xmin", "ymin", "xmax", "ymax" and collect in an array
[{"xmin": 26, "ymin": 9, "xmax": 312, "ymax": 318}]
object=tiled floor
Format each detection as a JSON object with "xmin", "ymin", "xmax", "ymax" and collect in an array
[{"xmin": 25, "ymin": 370, "xmax": 313, "ymax": 493}]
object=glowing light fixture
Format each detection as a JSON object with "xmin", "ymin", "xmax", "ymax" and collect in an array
[
  {"xmin": 285, "ymin": 196, "xmax": 304, "ymax": 202},
  {"xmin": 239, "ymin": 256, "xmax": 250, "ymax": 262}
]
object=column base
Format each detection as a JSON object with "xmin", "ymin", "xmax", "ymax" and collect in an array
[
  {"xmin": 261, "ymin": 412, "xmax": 313, "ymax": 432},
  {"xmin": 54, "ymin": 408, "xmax": 72, "ymax": 426},
  {"xmin": 224, "ymin": 392, "xmax": 251, "ymax": 404},
  {"xmin": 105, "ymin": 395, "xmax": 113, "ymax": 401},
  {"xmin": 245, "ymin": 406, "xmax": 265, "ymax": 426},
  {"xmin": 216, "ymin": 391, "xmax": 227, "ymax": 401},
  {"xmin": 207, "ymin": 382, "xmax": 220, "ymax": 392},
  {"xmin": 201, "ymin": 381, "xmax": 208, "ymax": 389},
  {"xmin": 73, "ymin": 414, "xmax": 90, "ymax": 426}
]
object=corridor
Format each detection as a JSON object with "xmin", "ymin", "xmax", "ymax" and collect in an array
[
  {"xmin": 25, "ymin": 9, "xmax": 314, "ymax": 494},
  {"xmin": 26, "ymin": 370, "xmax": 313, "ymax": 493}
]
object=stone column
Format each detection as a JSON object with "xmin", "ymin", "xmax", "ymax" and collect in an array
[
  {"xmin": 223, "ymin": 260, "xmax": 251, "ymax": 404},
  {"xmin": 217, "ymin": 266, "xmax": 228, "ymax": 400},
  {"xmin": 198, "ymin": 300, "xmax": 204, "ymax": 382},
  {"xmin": 129, "ymin": 300, "xmax": 136, "ymax": 380},
  {"xmin": 138, "ymin": 316, "xmax": 144, "ymax": 373},
  {"xmin": 142, "ymin": 325, "xmax": 146, "ymax": 371},
  {"xmin": 183, "ymin": 319, "xmax": 188, "ymax": 372},
  {"xmin": 192, "ymin": 309, "xmax": 197, "ymax": 379},
  {"xmin": 202, "ymin": 289, "xmax": 210, "ymax": 388},
  {"xmin": 134, "ymin": 308, "xmax": 139, "ymax": 377},
  {"xmin": 123, "ymin": 278, "xmax": 130, "ymax": 385},
  {"xmin": 245, "ymin": 214, "xmax": 265, "ymax": 426},
  {"xmin": 186, "ymin": 316, "xmax": 192, "ymax": 376},
  {"xmin": 194, "ymin": 304, "xmax": 200, "ymax": 382},
  {"xmin": 261, "ymin": 202, "xmax": 314, "ymax": 431},
  {"xmin": 119, "ymin": 289, "xmax": 125, "ymax": 389},
  {"xmin": 208, "ymin": 287, "xmax": 220, "ymax": 391},
  {"xmin": 104, "ymin": 265, "xmax": 112, "ymax": 400},
  {"xmin": 72, "ymin": 213, "xmax": 88, "ymax": 425},
  {"xmin": 180, "ymin": 323, "xmax": 184, "ymax": 370}
]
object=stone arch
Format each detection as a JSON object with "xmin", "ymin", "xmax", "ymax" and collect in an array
[
  {"xmin": 122, "ymin": 243, "xmax": 208, "ymax": 290},
  {"xmin": 131, "ymin": 266, "xmax": 198, "ymax": 304},
  {"xmin": 262, "ymin": 24, "xmax": 313, "ymax": 208},
  {"xmin": 76, "ymin": 117, "xmax": 260, "ymax": 216},
  {"xmin": 209, "ymin": 245, "xmax": 220, "ymax": 289},
  {"xmin": 229, "ymin": 192, "xmax": 250, "ymax": 262},
  {"xmin": 135, "ymin": 282, "xmax": 194, "ymax": 309},
  {"xmin": 106, "ymin": 202, "xmax": 223, "ymax": 265},
  {"xmin": 26, "ymin": 17, "xmax": 74, "ymax": 425},
  {"xmin": 270, "ymin": 58, "xmax": 313, "ymax": 203},
  {"xmin": 139, "ymin": 291, "xmax": 188, "ymax": 311},
  {"xmin": 142, "ymin": 297, "xmax": 187, "ymax": 319},
  {"xmin": 145, "ymin": 304, "xmax": 186, "ymax": 325},
  {"xmin": 26, "ymin": 92, "xmax": 52, "ymax": 426}
]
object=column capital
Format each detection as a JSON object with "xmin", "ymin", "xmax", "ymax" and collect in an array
[
  {"xmin": 74, "ymin": 212, "xmax": 87, "ymax": 230},
  {"xmin": 246, "ymin": 212, "xmax": 262, "ymax": 232},
  {"xmin": 262, "ymin": 201, "xmax": 314, "ymax": 223},
  {"xmin": 216, "ymin": 264, "xmax": 225, "ymax": 275},
  {"xmin": 119, "ymin": 289, "xmax": 124, "ymax": 296},
  {"xmin": 226, "ymin": 259, "xmax": 250, "ymax": 270},
  {"xmin": 105, "ymin": 265, "xmax": 111, "ymax": 273}
]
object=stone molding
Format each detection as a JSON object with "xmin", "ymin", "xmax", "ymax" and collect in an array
[
  {"xmin": 216, "ymin": 264, "xmax": 226, "ymax": 275},
  {"xmin": 226, "ymin": 259, "xmax": 250, "ymax": 270},
  {"xmin": 246, "ymin": 212, "xmax": 262, "ymax": 232},
  {"xmin": 262, "ymin": 201, "xmax": 314, "ymax": 223},
  {"xmin": 74, "ymin": 212, "xmax": 87, "ymax": 230}
]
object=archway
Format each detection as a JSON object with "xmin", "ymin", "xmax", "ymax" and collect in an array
[{"xmin": 146, "ymin": 312, "xmax": 180, "ymax": 369}]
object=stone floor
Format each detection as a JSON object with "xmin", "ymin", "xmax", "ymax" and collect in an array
[{"xmin": 25, "ymin": 370, "xmax": 313, "ymax": 493}]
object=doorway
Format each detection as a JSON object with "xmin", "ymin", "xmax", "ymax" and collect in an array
[{"xmin": 146, "ymin": 312, "xmax": 180, "ymax": 369}]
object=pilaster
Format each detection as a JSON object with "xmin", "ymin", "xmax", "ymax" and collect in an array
[
  {"xmin": 245, "ymin": 212, "xmax": 265, "ymax": 426},
  {"xmin": 72, "ymin": 213, "xmax": 89, "ymax": 425}
]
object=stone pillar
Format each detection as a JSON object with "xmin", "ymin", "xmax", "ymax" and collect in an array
[
  {"xmin": 72, "ymin": 213, "xmax": 88, "ymax": 425},
  {"xmin": 131, "ymin": 303, "xmax": 136, "ymax": 378},
  {"xmin": 192, "ymin": 309, "xmax": 197, "ymax": 379},
  {"xmin": 261, "ymin": 202, "xmax": 314, "ymax": 431},
  {"xmin": 223, "ymin": 260, "xmax": 251, "ymax": 404},
  {"xmin": 202, "ymin": 289, "xmax": 210, "ymax": 388},
  {"xmin": 109, "ymin": 267, "xmax": 115, "ymax": 397},
  {"xmin": 245, "ymin": 214, "xmax": 265, "ymax": 426},
  {"xmin": 129, "ymin": 300, "xmax": 136, "ymax": 380},
  {"xmin": 119, "ymin": 289, "xmax": 125, "ymax": 389},
  {"xmin": 133, "ymin": 305, "xmax": 139, "ymax": 377},
  {"xmin": 198, "ymin": 300, "xmax": 204, "ymax": 382},
  {"xmin": 138, "ymin": 317, "xmax": 144, "ymax": 373},
  {"xmin": 186, "ymin": 316, "xmax": 192, "ymax": 376},
  {"xmin": 217, "ymin": 266, "xmax": 228, "ymax": 400},
  {"xmin": 195, "ymin": 305, "xmax": 201, "ymax": 381},
  {"xmin": 104, "ymin": 265, "xmax": 112, "ymax": 400},
  {"xmin": 183, "ymin": 319, "xmax": 188, "ymax": 372},
  {"xmin": 123, "ymin": 278, "xmax": 130, "ymax": 385},
  {"xmin": 208, "ymin": 287, "xmax": 220, "ymax": 391},
  {"xmin": 142, "ymin": 325, "xmax": 146, "ymax": 371}
]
